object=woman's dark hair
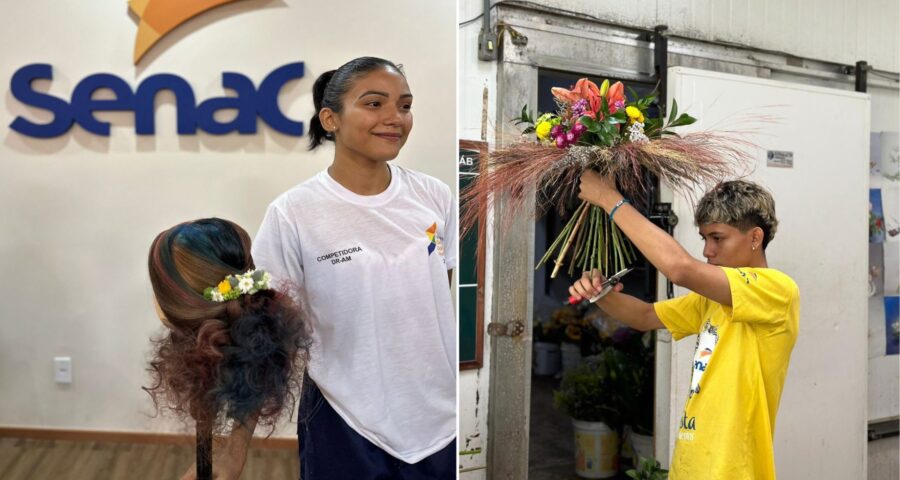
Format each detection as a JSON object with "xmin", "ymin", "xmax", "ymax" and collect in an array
[
  {"xmin": 308, "ymin": 56, "xmax": 404, "ymax": 150},
  {"xmin": 145, "ymin": 218, "xmax": 310, "ymax": 434}
]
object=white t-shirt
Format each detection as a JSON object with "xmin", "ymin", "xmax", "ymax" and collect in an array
[{"xmin": 251, "ymin": 163, "xmax": 457, "ymax": 463}]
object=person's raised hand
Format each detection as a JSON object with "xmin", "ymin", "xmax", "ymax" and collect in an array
[{"xmin": 578, "ymin": 170, "xmax": 619, "ymax": 208}]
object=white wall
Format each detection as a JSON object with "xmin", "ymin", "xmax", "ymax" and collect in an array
[
  {"xmin": 458, "ymin": 0, "xmax": 498, "ymax": 476},
  {"xmin": 0, "ymin": 0, "xmax": 455, "ymax": 437},
  {"xmin": 516, "ymin": 0, "xmax": 899, "ymax": 73}
]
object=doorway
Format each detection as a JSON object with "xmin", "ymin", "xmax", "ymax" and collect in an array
[{"xmin": 527, "ymin": 69, "xmax": 663, "ymax": 479}]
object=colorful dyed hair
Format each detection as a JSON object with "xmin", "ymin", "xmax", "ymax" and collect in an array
[
  {"xmin": 694, "ymin": 180, "xmax": 779, "ymax": 250},
  {"xmin": 145, "ymin": 218, "xmax": 310, "ymax": 434}
]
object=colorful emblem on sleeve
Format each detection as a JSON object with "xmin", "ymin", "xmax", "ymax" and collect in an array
[{"xmin": 426, "ymin": 222, "xmax": 437, "ymax": 255}]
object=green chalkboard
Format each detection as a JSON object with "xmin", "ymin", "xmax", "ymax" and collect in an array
[{"xmin": 459, "ymin": 141, "xmax": 485, "ymax": 370}]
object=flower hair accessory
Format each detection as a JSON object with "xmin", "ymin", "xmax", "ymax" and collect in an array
[{"xmin": 203, "ymin": 269, "xmax": 272, "ymax": 302}]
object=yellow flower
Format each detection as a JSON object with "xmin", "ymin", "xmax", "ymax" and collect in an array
[
  {"xmin": 599, "ymin": 79, "xmax": 610, "ymax": 96},
  {"xmin": 626, "ymin": 105, "xmax": 644, "ymax": 123},
  {"xmin": 535, "ymin": 121, "xmax": 552, "ymax": 140},
  {"xmin": 217, "ymin": 280, "xmax": 232, "ymax": 294}
]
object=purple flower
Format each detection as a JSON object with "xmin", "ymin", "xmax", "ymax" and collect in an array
[
  {"xmin": 571, "ymin": 99, "xmax": 588, "ymax": 118},
  {"xmin": 550, "ymin": 124, "xmax": 564, "ymax": 139}
]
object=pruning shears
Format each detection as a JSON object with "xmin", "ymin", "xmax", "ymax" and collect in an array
[{"xmin": 568, "ymin": 267, "xmax": 634, "ymax": 304}]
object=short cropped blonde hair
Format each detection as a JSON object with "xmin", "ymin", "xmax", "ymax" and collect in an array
[{"xmin": 694, "ymin": 180, "xmax": 779, "ymax": 249}]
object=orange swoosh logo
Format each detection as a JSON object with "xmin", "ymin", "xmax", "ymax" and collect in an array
[{"xmin": 130, "ymin": 0, "xmax": 247, "ymax": 65}]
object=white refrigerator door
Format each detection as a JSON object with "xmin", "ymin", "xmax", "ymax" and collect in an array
[{"xmin": 660, "ymin": 66, "xmax": 870, "ymax": 480}]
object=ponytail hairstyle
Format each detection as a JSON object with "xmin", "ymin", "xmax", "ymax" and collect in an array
[
  {"xmin": 308, "ymin": 56, "xmax": 405, "ymax": 150},
  {"xmin": 145, "ymin": 218, "xmax": 310, "ymax": 434}
]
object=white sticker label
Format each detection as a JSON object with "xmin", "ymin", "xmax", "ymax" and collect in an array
[{"xmin": 767, "ymin": 150, "xmax": 794, "ymax": 168}]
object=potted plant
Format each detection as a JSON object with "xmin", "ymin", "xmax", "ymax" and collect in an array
[
  {"xmin": 626, "ymin": 456, "xmax": 668, "ymax": 480},
  {"xmin": 554, "ymin": 351, "xmax": 622, "ymax": 478}
]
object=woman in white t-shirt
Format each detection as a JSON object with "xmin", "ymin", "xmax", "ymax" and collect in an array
[{"xmin": 252, "ymin": 57, "xmax": 457, "ymax": 480}]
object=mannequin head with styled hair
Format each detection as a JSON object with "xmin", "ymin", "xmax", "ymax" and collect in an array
[{"xmin": 146, "ymin": 218, "xmax": 309, "ymax": 432}]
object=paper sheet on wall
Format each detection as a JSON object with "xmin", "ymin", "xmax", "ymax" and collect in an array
[
  {"xmin": 882, "ymin": 184, "xmax": 900, "ymax": 240},
  {"xmin": 871, "ymin": 132, "xmax": 883, "ymax": 187},
  {"xmin": 880, "ymin": 132, "xmax": 899, "ymax": 183},
  {"xmin": 879, "ymin": 135, "xmax": 899, "ymax": 350},
  {"xmin": 881, "ymin": 185, "xmax": 899, "ymax": 297},
  {"xmin": 884, "ymin": 244, "xmax": 899, "ymax": 297},
  {"xmin": 885, "ymin": 297, "xmax": 899, "ymax": 356},
  {"xmin": 872, "ymin": 132, "xmax": 899, "ymax": 355},
  {"xmin": 870, "ymin": 189, "xmax": 886, "ymax": 243},
  {"xmin": 869, "ymin": 243, "xmax": 885, "ymax": 297}
]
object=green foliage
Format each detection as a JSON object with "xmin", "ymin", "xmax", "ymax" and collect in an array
[
  {"xmin": 552, "ymin": 333, "xmax": 656, "ymax": 433},
  {"xmin": 553, "ymin": 352, "xmax": 619, "ymax": 425},
  {"xmin": 554, "ymin": 347, "xmax": 648, "ymax": 427},
  {"xmin": 657, "ymin": 99, "xmax": 697, "ymax": 136},
  {"xmin": 625, "ymin": 456, "xmax": 669, "ymax": 480},
  {"xmin": 514, "ymin": 105, "xmax": 536, "ymax": 134}
]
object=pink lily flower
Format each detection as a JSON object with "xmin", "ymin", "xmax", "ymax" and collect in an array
[
  {"xmin": 606, "ymin": 81, "xmax": 625, "ymax": 114},
  {"xmin": 551, "ymin": 78, "xmax": 602, "ymax": 116}
]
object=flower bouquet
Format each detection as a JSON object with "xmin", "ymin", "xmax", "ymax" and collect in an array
[{"xmin": 460, "ymin": 78, "xmax": 753, "ymax": 278}]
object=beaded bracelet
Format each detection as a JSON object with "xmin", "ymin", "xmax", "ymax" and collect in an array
[{"xmin": 609, "ymin": 198, "xmax": 630, "ymax": 222}]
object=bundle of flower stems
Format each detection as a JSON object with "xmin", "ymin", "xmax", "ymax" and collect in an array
[{"xmin": 538, "ymin": 200, "xmax": 637, "ymax": 278}]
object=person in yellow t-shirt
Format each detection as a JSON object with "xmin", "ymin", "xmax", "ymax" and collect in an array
[{"xmin": 569, "ymin": 174, "xmax": 800, "ymax": 480}]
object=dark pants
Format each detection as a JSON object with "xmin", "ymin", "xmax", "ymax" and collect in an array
[{"xmin": 298, "ymin": 379, "xmax": 456, "ymax": 480}]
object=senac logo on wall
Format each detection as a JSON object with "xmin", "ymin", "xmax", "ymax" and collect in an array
[{"xmin": 9, "ymin": 0, "xmax": 303, "ymax": 138}]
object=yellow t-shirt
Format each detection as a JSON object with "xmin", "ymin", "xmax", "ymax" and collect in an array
[{"xmin": 654, "ymin": 267, "xmax": 800, "ymax": 480}]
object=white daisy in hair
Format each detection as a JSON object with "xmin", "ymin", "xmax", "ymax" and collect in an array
[
  {"xmin": 211, "ymin": 290, "xmax": 225, "ymax": 302},
  {"xmin": 238, "ymin": 275, "xmax": 255, "ymax": 294}
]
